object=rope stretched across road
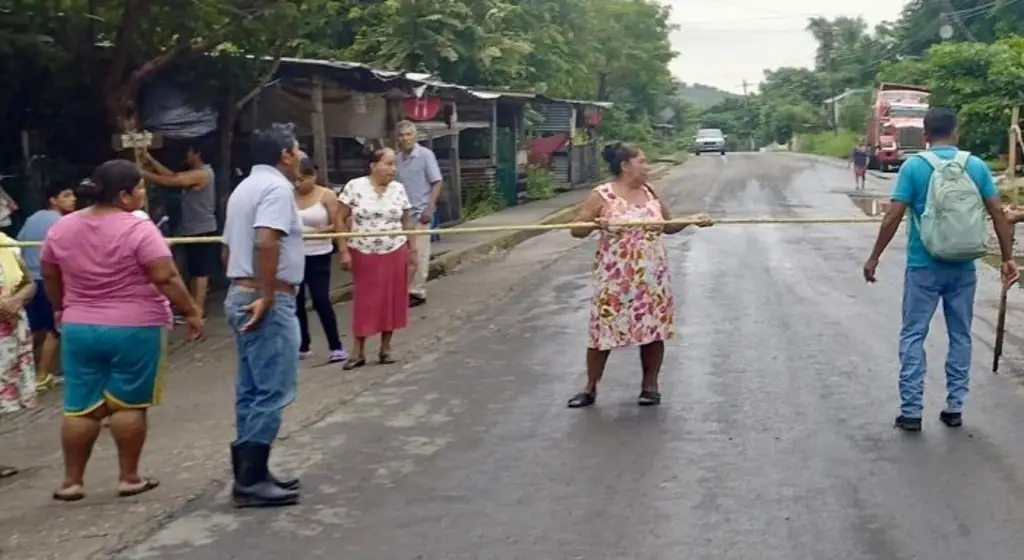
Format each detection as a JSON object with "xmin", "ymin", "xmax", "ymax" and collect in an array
[{"xmin": 0, "ymin": 216, "xmax": 888, "ymax": 248}]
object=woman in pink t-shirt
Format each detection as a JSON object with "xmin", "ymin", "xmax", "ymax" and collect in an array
[{"xmin": 41, "ymin": 160, "xmax": 204, "ymax": 502}]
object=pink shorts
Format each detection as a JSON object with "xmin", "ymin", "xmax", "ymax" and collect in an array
[{"xmin": 854, "ymin": 166, "xmax": 866, "ymax": 178}]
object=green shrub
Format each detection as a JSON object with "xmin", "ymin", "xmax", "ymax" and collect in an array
[
  {"xmin": 463, "ymin": 183, "xmax": 504, "ymax": 220},
  {"xmin": 524, "ymin": 165, "xmax": 557, "ymax": 200},
  {"xmin": 798, "ymin": 130, "xmax": 860, "ymax": 159}
]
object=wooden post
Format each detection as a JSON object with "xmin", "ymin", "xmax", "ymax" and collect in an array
[
  {"xmin": 1009, "ymin": 106, "xmax": 1019, "ymax": 180},
  {"xmin": 448, "ymin": 101, "xmax": 463, "ymax": 222},
  {"xmin": 311, "ymin": 76, "xmax": 329, "ymax": 185},
  {"xmin": 113, "ymin": 129, "xmax": 159, "ymax": 214},
  {"xmin": 1007, "ymin": 107, "xmax": 1021, "ymax": 297},
  {"xmin": 490, "ymin": 100, "xmax": 498, "ymax": 164}
]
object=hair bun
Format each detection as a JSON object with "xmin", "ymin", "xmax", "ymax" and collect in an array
[
  {"xmin": 75, "ymin": 178, "xmax": 101, "ymax": 198},
  {"xmin": 602, "ymin": 142, "xmax": 623, "ymax": 164}
]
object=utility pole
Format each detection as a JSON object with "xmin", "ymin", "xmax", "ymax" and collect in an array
[
  {"xmin": 1009, "ymin": 106, "xmax": 1019, "ymax": 205},
  {"xmin": 742, "ymin": 79, "xmax": 755, "ymax": 151},
  {"xmin": 826, "ymin": 50, "xmax": 837, "ymax": 135}
]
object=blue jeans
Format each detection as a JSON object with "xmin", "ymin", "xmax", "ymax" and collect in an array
[
  {"xmin": 224, "ymin": 285, "xmax": 300, "ymax": 445},
  {"xmin": 898, "ymin": 267, "xmax": 977, "ymax": 419}
]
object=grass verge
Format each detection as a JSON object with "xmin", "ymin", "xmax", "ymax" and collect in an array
[{"xmin": 798, "ymin": 130, "xmax": 860, "ymax": 159}]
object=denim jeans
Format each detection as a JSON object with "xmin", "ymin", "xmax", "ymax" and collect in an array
[
  {"xmin": 224, "ymin": 285, "xmax": 300, "ymax": 445},
  {"xmin": 898, "ymin": 267, "xmax": 977, "ymax": 419}
]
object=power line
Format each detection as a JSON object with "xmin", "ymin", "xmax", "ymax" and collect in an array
[{"xmin": 686, "ymin": 0, "xmax": 1018, "ymax": 99}]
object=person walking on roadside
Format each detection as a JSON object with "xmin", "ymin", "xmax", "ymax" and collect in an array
[
  {"xmin": 337, "ymin": 146, "xmax": 417, "ymax": 370},
  {"xmin": 395, "ymin": 120, "xmax": 442, "ymax": 308},
  {"xmin": 850, "ymin": 139, "xmax": 870, "ymax": 191},
  {"xmin": 42, "ymin": 160, "xmax": 203, "ymax": 501},
  {"xmin": 863, "ymin": 108, "xmax": 1019, "ymax": 432},
  {"xmin": 566, "ymin": 142, "xmax": 713, "ymax": 409},
  {"xmin": 294, "ymin": 156, "xmax": 348, "ymax": 364},
  {"xmin": 140, "ymin": 142, "xmax": 218, "ymax": 320},
  {"xmin": 17, "ymin": 182, "xmax": 76, "ymax": 392},
  {"xmin": 221, "ymin": 123, "xmax": 304, "ymax": 508}
]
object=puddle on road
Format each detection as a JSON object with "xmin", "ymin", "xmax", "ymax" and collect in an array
[{"xmin": 849, "ymin": 194, "xmax": 890, "ymax": 216}]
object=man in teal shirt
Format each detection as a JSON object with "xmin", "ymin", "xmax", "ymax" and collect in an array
[{"xmin": 863, "ymin": 107, "xmax": 1018, "ymax": 432}]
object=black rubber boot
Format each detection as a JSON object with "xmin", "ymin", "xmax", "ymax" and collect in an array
[
  {"xmin": 231, "ymin": 443, "xmax": 300, "ymax": 491},
  {"xmin": 232, "ymin": 443, "xmax": 300, "ymax": 508},
  {"xmin": 266, "ymin": 445, "xmax": 300, "ymax": 491}
]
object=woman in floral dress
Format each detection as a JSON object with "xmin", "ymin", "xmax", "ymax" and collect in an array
[
  {"xmin": 0, "ymin": 230, "xmax": 39, "ymax": 415},
  {"xmin": 567, "ymin": 142, "xmax": 712, "ymax": 408},
  {"xmin": 336, "ymin": 146, "xmax": 418, "ymax": 369},
  {"xmin": 0, "ymin": 230, "xmax": 38, "ymax": 479}
]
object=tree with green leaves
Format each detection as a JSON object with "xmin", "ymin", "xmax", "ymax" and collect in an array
[{"xmin": 5, "ymin": 0, "xmax": 342, "ymax": 131}]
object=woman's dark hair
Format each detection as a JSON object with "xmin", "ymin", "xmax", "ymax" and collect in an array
[
  {"xmin": 298, "ymin": 156, "xmax": 317, "ymax": 176},
  {"xmin": 363, "ymin": 144, "xmax": 392, "ymax": 167},
  {"xmin": 250, "ymin": 122, "xmax": 297, "ymax": 166},
  {"xmin": 82, "ymin": 159, "xmax": 141, "ymax": 205},
  {"xmin": 602, "ymin": 142, "xmax": 641, "ymax": 176},
  {"xmin": 186, "ymin": 139, "xmax": 215, "ymax": 162}
]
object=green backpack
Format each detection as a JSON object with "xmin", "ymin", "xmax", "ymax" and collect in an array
[{"xmin": 913, "ymin": 150, "xmax": 988, "ymax": 262}]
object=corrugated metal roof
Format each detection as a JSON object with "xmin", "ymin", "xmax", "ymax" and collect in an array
[{"xmin": 274, "ymin": 56, "xmax": 611, "ymax": 108}]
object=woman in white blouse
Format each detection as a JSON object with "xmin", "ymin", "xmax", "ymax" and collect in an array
[{"xmin": 337, "ymin": 146, "xmax": 418, "ymax": 369}]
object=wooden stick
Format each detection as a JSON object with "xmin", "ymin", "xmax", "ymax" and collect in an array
[
  {"xmin": 994, "ymin": 280, "xmax": 1011, "ymax": 373},
  {"xmin": 0, "ymin": 217, "xmax": 897, "ymax": 247}
]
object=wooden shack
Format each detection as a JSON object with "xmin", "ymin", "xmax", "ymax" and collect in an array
[
  {"xmin": 394, "ymin": 80, "xmax": 534, "ymax": 224},
  {"xmin": 239, "ymin": 58, "xmax": 417, "ymax": 189},
  {"xmin": 527, "ymin": 98, "xmax": 610, "ymax": 191}
]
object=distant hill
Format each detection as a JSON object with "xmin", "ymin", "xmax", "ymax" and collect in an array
[{"xmin": 675, "ymin": 82, "xmax": 740, "ymax": 109}]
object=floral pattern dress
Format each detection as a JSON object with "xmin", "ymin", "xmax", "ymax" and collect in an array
[
  {"xmin": 588, "ymin": 183, "xmax": 675, "ymax": 351},
  {"xmin": 339, "ymin": 176, "xmax": 411, "ymax": 255},
  {"xmin": 0, "ymin": 261, "xmax": 37, "ymax": 413}
]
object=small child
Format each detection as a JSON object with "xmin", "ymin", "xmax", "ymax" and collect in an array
[{"xmin": 850, "ymin": 141, "xmax": 870, "ymax": 190}]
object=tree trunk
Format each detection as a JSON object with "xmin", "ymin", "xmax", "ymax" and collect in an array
[{"xmin": 596, "ymin": 73, "xmax": 609, "ymax": 102}]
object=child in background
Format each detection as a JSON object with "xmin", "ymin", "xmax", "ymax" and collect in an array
[
  {"xmin": 17, "ymin": 182, "xmax": 76, "ymax": 392},
  {"xmin": 850, "ymin": 140, "xmax": 870, "ymax": 190}
]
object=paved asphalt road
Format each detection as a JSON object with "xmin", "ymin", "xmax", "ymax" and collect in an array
[{"xmin": 118, "ymin": 154, "xmax": 1024, "ymax": 560}]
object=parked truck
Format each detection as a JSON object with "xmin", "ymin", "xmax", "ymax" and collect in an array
[{"xmin": 865, "ymin": 83, "xmax": 930, "ymax": 172}]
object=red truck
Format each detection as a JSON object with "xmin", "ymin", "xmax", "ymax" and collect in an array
[{"xmin": 865, "ymin": 83, "xmax": 930, "ymax": 172}]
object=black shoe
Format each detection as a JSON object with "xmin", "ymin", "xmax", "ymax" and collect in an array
[
  {"xmin": 231, "ymin": 443, "xmax": 300, "ymax": 508},
  {"xmin": 894, "ymin": 415, "xmax": 922, "ymax": 432},
  {"xmin": 939, "ymin": 411, "xmax": 963, "ymax": 428},
  {"xmin": 409, "ymin": 294, "xmax": 426, "ymax": 308},
  {"xmin": 567, "ymin": 391, "xmax": 596, "ymax": 408},
  {"xmin": 231, "ymin": 443, "xmax": 300, "ymax": 491},
  {"xmin": 637, "ymin": 390, "xmax": 662, "ymax": 406}
]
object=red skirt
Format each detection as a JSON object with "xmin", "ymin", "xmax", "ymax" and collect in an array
[{"xmin": 350, "ymin": 245, "xmax": 409, "ymax": 337}]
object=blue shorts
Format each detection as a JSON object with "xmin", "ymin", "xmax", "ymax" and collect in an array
[
  {"xmin": 61, "ymin": 324, "xmax": 168, "ymax": 416},
  {"xmin": 25, "ymin": 280, "xmax": 55, "ymax": 332}
]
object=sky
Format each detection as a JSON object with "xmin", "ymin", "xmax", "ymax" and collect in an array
[{"xmin": 665, "ymin": 0, "xmax": 910, "ymax": 94}]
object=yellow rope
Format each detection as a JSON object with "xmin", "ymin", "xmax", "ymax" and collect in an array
[{"xmin": 0, "ymin": 216, "xmax": 887, "ymax": 248}]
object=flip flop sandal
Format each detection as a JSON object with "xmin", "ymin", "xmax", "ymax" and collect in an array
[
  {"xmin": 35, "ymin": 374, "xmax": 54, "ymax": 392},
  {"xmin": 117, "ymin": 478, "xmax": 160, "ymax": 498},
  {"xmin": 342, "ymin": 358, "xmax": 366, "ymax": 371},
  {"xmin": 0, "ymin": 465, "xmax": 19, "ymax": 478},
  {"xmin": 52, "ymin": 486, "xmax": 85, "ymax": 502},
  {"xmin": 637, "ymin": 391, "xmax": 662, "ymax": 406},
  {"xmin": 567, "ymin": 391, "xmax": 597, "ymax": 408},
  {"xmin": 378, "ymin": 353, "xmax": 396, "ymax": 365}
]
